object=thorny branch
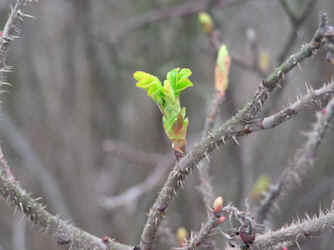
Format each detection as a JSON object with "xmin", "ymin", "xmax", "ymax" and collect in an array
[
  {"xmin": 0, "ymin": 149, "xmax": 132, "ymax": 250},
  {"xmin": 139, "ymin": 13, "xmax": 334, "ymax": 250},
  {"xmin": 255, "ymin": 96, "xmax": 334, "ymax": 224},
  {"xmin": 253, "ymin": 208, "xmax": 334, "ymax": 249}
]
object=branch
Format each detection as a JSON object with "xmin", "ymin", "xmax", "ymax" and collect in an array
[
  {"xmin": 139, "ymin": 13, "xmax": 334, "ymax": 250},
  {"xmin": 253, "ymin": 208, "xmax": 334, "ymax": 249},
  {"xmin": 103, "ymin": 140, "xmax": 163, "ymax": 167},
  {"xmin": 256, "ymin": 94, "xmax": 334, "ymax": 223},
  {"xmin": 101, "ymin": 157, "xmax": 173, "ymax": 210},
  {"xmin": 112, "ymin": 0, "xmax": 242, "ymax": 43},
  {"xmin": 0, "ymin": 147, "xmax": 133, "ymax": 250}
]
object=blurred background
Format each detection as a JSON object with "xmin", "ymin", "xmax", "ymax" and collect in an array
[{"xmin": 0, "ymin": 0, "xmax": 334, "ymax": 249}]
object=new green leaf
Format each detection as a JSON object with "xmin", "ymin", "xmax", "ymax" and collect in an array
[{"xmin": 133, "ymin": 68, "xmax": 193, "ymax": 157}]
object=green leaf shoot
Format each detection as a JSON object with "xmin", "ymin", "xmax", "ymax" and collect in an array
[{"xmin": 133, "ymin": 68, "xmax": 193, "ymax": 156}]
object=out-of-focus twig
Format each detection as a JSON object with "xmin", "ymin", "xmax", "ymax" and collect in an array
[
  {"xmin": 0, "ymin": 113, "xmax": 72, "ymax": 219},
  {"xmin": 103, "ymin": 140, "xmax": 163, "ymax": 167},
  {"xmin": 278, "ymin": 0, "xmax": 317, "ymax": 63},
  {"xmin": 140, "ymin": 14, "xmax": 333, "ymax": 249},
  {"xmin": 101, "ymin": 156, "xmax": 173, "ymax": 210},
  {"xmin": 112, "ymin": 0, "xmax": 242, "ymax": 43}
]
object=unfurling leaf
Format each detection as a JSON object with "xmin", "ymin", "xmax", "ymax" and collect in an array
[
  {"xmin": 198, "ymin": 12, "xmax": 214, "ymax": 34},
  {"xmin": 176, "ymin": 227, "xmax": 188, "ymax": 246},
  {"xmin": 215, "ymin": 44, "xmax": 231, "ymax": 96},
  {"xmin": 250, "ymin": 175, "xmax": 271, "ymax": 200},
  {"xmin": 133, "ymin": 68, "xmax": 193, "ymax": 157}
]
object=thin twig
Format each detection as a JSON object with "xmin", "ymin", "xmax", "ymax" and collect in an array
[
  {"xmin": 112, "ymin": 0, "xmax": 241, "ymax": 43},
  {"xmin": 139, "ymin": 14, "xmax": 333, "ymax": 249},
  {"xmin": 103, "ymin": 140, "xmax": 163, "ymax": 167},
  {"xmin": 101, "ymin": 156, "xmax": 173, "ymax": 210}
]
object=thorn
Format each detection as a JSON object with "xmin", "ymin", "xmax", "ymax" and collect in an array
[
  {"xmin": 17, "ymin": 10, "xmax": 36, "ymax": 19},
  {"xmin": 204, "ymin": 152, "xmax": 210, "ymax": 162},
  {"xmin": 0, "ymin": 67, "xmax": 13, "ymax": 73},
  {"xmin": 231, "ymin": 136, "xmax": 240, "ymax": 145},
  {"xmin": 207, "ymin": 130, "xmax": 215, "ymax": 139}
]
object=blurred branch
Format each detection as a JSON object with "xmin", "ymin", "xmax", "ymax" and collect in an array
[
  {"xmin": 112, "ymin": 0, "xmax": 243, "ymax": 43},
  {"xmin": 278, "ymin": 0, "xmax": 317, "ymax": 63},
  {"xmin": 0, "ymin": 113, "xmax": 72, "ymax": 218},
  {"xmin": 139, "ymin": 13, "xmax": 334, "ymax": 250},
  {"xmin": 231, "ymin": 52, "xmax": 266, "ymax": 78},
  {"xmin": 103, "ymin": 140, "xmax": 163, "ymax": 167},
  {"xmin": 101, "ymin": 156, "xmax": 173, "ymax": 210},
  {"xmin": 0, "ymin": 146, "xmax": 133, "ymax": 250},
  {"xmin": 256, "ymin": 96, "xmax": 334, "ymax": 223},
  {"xmin": 205, "ymin": 20, "xmax": 266, "ymax": 78},
  {"xmin": 253, "ymin": 208, "xmax": 334, "ymax": 249}
]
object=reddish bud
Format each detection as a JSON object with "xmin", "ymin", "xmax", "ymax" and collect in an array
[
  {"xmin": 321, "ymin": 108, "xmax": 326, "ymax": 115},
  {"xmin": 217, "ymin": 216, "xmax": 226, "ymax": 224},
  {"xmin": 102, "ymin": 236, "xmax": 110, "ymax": 243},
  {"xmin": 282, "ymin": 247, "xmax": 288, "ymax": 250},
  {"xmin": 0, "ymin": 31, "xmax": 2, "ymax": 37},
  {"xmin": 243, "ymin": 127, "xmax": 251, "ymax": 134}
]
